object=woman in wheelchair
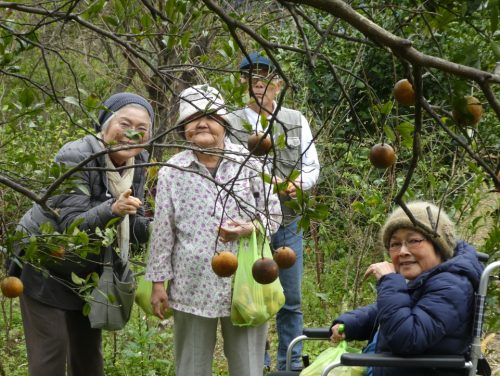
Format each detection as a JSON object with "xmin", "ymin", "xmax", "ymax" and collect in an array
[{"xmin": 330, "ymin": 201, "xmax": 484, "ymax": 376}]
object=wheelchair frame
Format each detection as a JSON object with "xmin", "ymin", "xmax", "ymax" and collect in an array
[{"xmin": 270, "ymin": 259, "xmax": 498, "ymax": 376}]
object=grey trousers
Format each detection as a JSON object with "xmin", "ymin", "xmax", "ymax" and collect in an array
[
  {"xmin": 20, "ymin": 294, "xmax": 104, "ymax": 376},
  {"xmin": 173, "ymin": 310, "xmax": 267, "ymax": 376}
]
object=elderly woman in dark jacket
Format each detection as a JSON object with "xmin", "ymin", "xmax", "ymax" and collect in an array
[
  {"xmin": 8, "ymin": 93, "xmax": 154, "ymax": 376},
  {"xmin": 330, "ymin": 201, "xmax": 484, "ymax": 376}
]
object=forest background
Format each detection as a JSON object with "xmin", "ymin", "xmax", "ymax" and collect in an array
[{"xmin": 0, "ymin": 0, "xmax": 498, "ymax": 375}]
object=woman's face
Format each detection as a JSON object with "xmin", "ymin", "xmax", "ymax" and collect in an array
[
  {"xmin": 184, "ymin": 115, "xmax": 225, "ymax": 149},
  {"xmin": 388, "ymin": 228, "xmax": 442, "ymax": 280},
  {"xmin": 102, "ymin": 106, "xmax": 151, "ymax": 166}
]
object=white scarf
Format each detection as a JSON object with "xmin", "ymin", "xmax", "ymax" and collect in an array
[{"xmin": 99, "ymin": 134, "xmax": 135, "ymax": 262}]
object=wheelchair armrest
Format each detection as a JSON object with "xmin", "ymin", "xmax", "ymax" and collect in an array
[
  {"xmin": 303, "ymin": 327, "xmax": 331, "ymax": 339},
  {"xmin": 340, "ymin": 353, "xmax": 468, "ymax": 369},
  {"xmin": 476, "ymin": 252, "xmax": 489, "ymax": 262}
]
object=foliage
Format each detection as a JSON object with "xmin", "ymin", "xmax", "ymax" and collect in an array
[{"xmin": 0, "ymin": 0, "xmax": 499, "ymax": 374}]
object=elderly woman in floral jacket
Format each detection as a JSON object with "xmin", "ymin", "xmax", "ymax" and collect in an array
[
  {"xmin": 146, "ymin": 85, "xmax": 282, "ymax": 376},
  {"xmin": 330, "ymin": 201, "xmax": 484, "ymax": 376}
]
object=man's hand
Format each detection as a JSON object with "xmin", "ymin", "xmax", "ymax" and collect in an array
[
  {"xmin": 151, "ymin": 281, "xmax": 169, "ymax": 319},
  {"xmin": 285, "ymin": 177, "xmax": 302, "ymax": 198},
  {"xmin": 112, "ymin": 189, "xmax": 142, "ymax": 216},
  {"xmin": 273, "ymin": 176, "xmax": 302, "ymax": 198}
]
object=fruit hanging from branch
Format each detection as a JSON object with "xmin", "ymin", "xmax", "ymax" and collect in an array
[
  {"xmin": 1, "ymin": 276, "xmax": 24, "ymax": 298},
  {"xmin": 252, "ymin": 258, "xmax": 279, "ymax": 284},
  {"xmin": 211, "ymin": 251, "xmax": 238, "ymax": 277},
  {"xmin": 247, "ymin": 132, "xmax": 272, "ymax": 156},
  {"xmin": 273, "ymin": 246, "xmax": 296, "ymax": 269},
  {"xmin": 51, "ymin": 246, "xmax": 65, "ymax": 258},
  {"xmin": 452, "ymin": 96, "xmax": 483, "ymax": 127},
  {"xmin": 393, "ymin": 79, "xmax": 415, "ymax": 106},
  {"xmin": 369, "ymin": 143, "xmax": 397, "ymax": 169}
]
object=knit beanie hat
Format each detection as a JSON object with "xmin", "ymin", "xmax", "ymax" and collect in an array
[
  {"xmin": 96, "ymin": 92, "xmax": 154, "ymax": 131},
  {"xmin": 380, "ymin": 201, "xmax": 457, "ymax": 260}
]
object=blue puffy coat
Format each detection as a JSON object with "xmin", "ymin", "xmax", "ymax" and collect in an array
[{"xmin": 334, "ymin": 241, "xmax": 484, "ymax": 376}]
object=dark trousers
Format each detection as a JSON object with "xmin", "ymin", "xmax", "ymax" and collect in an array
[{"xmin": 20, "ymin": 294, "xmax": 104, "ymax": 376}]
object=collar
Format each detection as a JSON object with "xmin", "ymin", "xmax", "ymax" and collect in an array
[{"xmin": 244, "ymin": 100, "xmax": 277, "ymax": 119}]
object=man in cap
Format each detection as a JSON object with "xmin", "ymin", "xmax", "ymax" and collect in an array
[{"xmin": 225, "ymin": 51, "xmax": 320, "ymax": 371}]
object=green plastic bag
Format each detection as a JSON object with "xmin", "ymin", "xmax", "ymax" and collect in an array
[
  {"xmin": 230, "ymin": 228, "xmax": 285, "ymax": 327},
  {"xmin": 300, "ymin": 340, "xmax": 366, "ymax": 376}
]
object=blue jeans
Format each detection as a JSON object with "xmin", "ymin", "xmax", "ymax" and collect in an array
[{"xmin": 270, "ymin": 218, "xmax": 304, "ymax": 370}]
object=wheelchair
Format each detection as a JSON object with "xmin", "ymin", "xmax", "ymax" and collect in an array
[{"xmin": 269, "ymin": 255, "xmax": 498, "ymax": 376}]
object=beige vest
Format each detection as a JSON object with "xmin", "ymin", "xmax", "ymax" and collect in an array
[{"xmin": 225, "ymin": 107, "xmax": 303, "ymax": 226}]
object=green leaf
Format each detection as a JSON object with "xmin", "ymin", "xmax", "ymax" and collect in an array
[
  {"xmin": 39, "ymin": 222, "xmax": 55, "ymax": 234},
  {"xmin": 76, "ymin": 183, "xmax": 90, "ymax": 196},
  {"xmin": 284, "ymin": 200, "xmax": 301, "ymax": 211},
  {"xmin": 107, "ymin": 293, "xmax": 116, "ymax": 304},
  {"xmin": 260, "ymin": 172, "xmax": 273, "ymax": 184},
  {"xmin": 380, "ymin": 100, "xmax": 393, "ymax": 115},
  {"xmin": 181, "ymin": 31, "xmax": 190, "ymax": 48},
  {"xmin": 105, "ymin": 217, "xmax": 121, "ymax": 228},
  {"xmin": 102, "ymin": 15, "xmax": 119, "ymax": 26},
  {"xmin": 125, "ymin": 129, "xmax": 143, "ymax": 140},
  {"xmin": 242, "ymin": 120, "xmax": 253, "ymax": 133},
  {"xmin": 19, "ymin": 88, "xmax": 35, "ymax": 107},
  {"xmin": 273, "ymin": 181, "xmax": 288, "ymax": 194},
  {"xmin": 308, "ymin": 204, "xmax": 329, "ymax": 220},
  {"xmin": 491, "ymin": 41, "xmax": 500, "ymax": 60},
  {"xmin": 64, "ymin": 96, "xmax": 81, "ymax": 107},
  {"xmin": 260, "ymin": 115, "xmax": 269, "ymax": 130},
  {"xmin": 82, "ymin": 0, "xmax": 107, "ymax": 20},
  {"xmin": 315, "ymin": 292, "xmax": 329, "ymax": 301},
  {"xmin": 90, "ymin": 272, "xmax": 100, "ymax": 284},
  {"xmin": 140, "ymin": 13, "xmax": 152, "ymax": 29},
  {"xmin": 288, "ymin": 170, "xmax": 301, "ymax": 182},
  {"xmin": 383, "ymin": 124, "xmax": 396, "ymax": 142},
  {"xmin": 82, "ymin": 303, "xmax": 91, "ymax": 316},
  {"xmin": 276, "ymin": 133, "xmax": 286, "ymax": 149},
  {"xmin": 25, "ymin": 236, "xmax": 38, "ymax": 259},
  {"xmin": 71, "ymin": 272, "xmax": 86, "ymax": 286},
  {"xmin": 84, "ymin": 93, "xmax": 100, "ymax": 111},
  {"xmin": 66, "ymin": 218, "xmax": 85, "ymax": 235},
  {"xmin": 166, "ymin": 0, "xmax": 176, "ymax": 19},
  {"xmin": 396, "ymin": 121, "xmax": 415, "ymax": 148},
  {"xmin": 491, "ymin": 0, "xmax": 499, "ymax": 33},
  {"xmin": 112, "ymin": 0, "xmax": 125, "ymax": 21},
  {"xmin": 49, "ymin": 162, "xmax": 61, "ymax": 178},
  {"xmin": 75, "ymin": 231, "xmax": 89, "ymax": 246}
]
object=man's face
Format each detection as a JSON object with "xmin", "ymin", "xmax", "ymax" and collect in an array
[{"xmin": 240, "ymin": 67, "xmax": 281, "ymax": 107}]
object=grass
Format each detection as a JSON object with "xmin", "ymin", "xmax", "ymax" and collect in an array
[{"xmin": 1, "ymin": 247, "xmax": 498, "ymax": 375}]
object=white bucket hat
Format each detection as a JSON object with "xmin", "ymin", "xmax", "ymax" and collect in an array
[{"xmin": 176, "ymin": 84, "xmax": 227, "ymax": 126}]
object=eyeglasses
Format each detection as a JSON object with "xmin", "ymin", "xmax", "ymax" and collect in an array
[{"xmin": 388, "ymin": 238, "xmax": 426, "ymax": 253}]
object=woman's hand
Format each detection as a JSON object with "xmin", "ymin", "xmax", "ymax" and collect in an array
[
  {"xmin": 151, "ymin": 281, "xmax": 169, "ymax": 319},
  {"xmin": 111, "ymin": 189, "xmax": 142, "ymax": 216},
  {"xmin": 363, "ymin": 261, "xmax": 396, "ymax": 281},
  {"xmin": 218, "ymin": 220, "xmax": 255, "ymax": 243},
  {"xmin": 330, "ymin": 323, "xmax": 346, "ymax": 343}
]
